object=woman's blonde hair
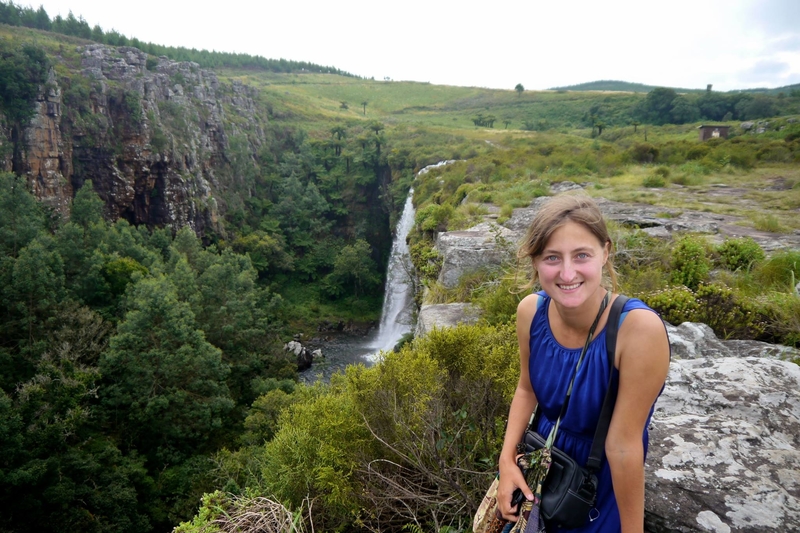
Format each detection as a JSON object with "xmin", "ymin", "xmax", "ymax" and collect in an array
[{"xmin": 517, "ymin": 195, "xmax": 618, "ymax": 291}]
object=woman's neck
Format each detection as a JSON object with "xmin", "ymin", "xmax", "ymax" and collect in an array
[{"xmin": 550, "ymin": 287, "xmax": 609, "ymax": 341}]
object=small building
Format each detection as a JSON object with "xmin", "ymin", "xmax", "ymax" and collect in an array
[{"xmin": 698, "ymin": 125, "xmax": 730, "ymax": 141}]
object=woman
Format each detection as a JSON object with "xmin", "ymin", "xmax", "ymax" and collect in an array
[{"xmin": 497, "ymin": 195, "xmax": 670, "ymax": 533}]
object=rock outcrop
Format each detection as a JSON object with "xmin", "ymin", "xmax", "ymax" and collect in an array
[
  {"xmin": 5, "ymin": 44, "xmax": 270, "ymax": 235},
  {"xmin": 645, "ymin": 334, "xmax": 800, "ymax": 532},
  {"xmin": 434, "ymin": 185, "xmax": 800, "ymax": 288},
  {"xmin": 415, "ymin": 303, "xmax": 481, "ymax": 337},
  {"xmin": 435, "ymin": 222, "xmax": 515, "ymax": 288}
]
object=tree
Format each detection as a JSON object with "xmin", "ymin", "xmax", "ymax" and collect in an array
[
  {"xmin": 0, "ymin": 305, "xmax": 152, "ymax": 533},
  {"xmin": 361, "ymin": 100, "xmax": 368, "ymax": 115},
  {"xmin": 631, "ymin": 120, "xmax": 641, "ymax": 133},
  {"xmin": 0, "ymin": 172, "xmax": 46, "ymax": 256},
  {"xmin": 99, "ymin": 275, "xmax": 234, "ymax": 464},
  {"xmin": 323, "ymin": 239, "xmax": 380, "ymax": 297},
  {"xmin": 12, "ymin": 236, "xmax": 65, "ymax": 347},
  {"xmin": 638, "ymin": 87, "xmax": 678, "ymax": 125},
  {"xmin": 515, "ymin": 83, "xmax": 524, "ymax": 95},
  {"xmin": 670, "ymin": 96, "xmax": 700, "ymax": 124},
  {"xmin": 70, "ymin": 180, "xmax": 105, "ymax": 228},
  {"xmin": 594, "ymin": 120, "xmax": 606, "ymax": 136}
]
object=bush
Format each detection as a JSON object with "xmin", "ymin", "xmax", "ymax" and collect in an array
[
  {"xmin": 654, "ymin": 166, "xmax": 671, "ymax": 178},
  {"xmin": 409, "ymin": 240, "xmax": 442, "ymax": 285},
  {"xmin": 628, "ymin": 143, "xmax": 659, "ymax": 163},
  {"xmin": 415, "ymin": 203, "xmax": 454, "ymax": 232},
  {"xmin": 715, "ymin": 237, "xmax": 765, "ymax": 271},
  {"xmin": 694, "ymin": 283, "xmax": 766, "ymax": 340},
  {"xmin": 686, "ymin": 144, "xmax": 711, "ymax": 160},
  {"xmin": 175, "ymin": 490, "xmax": 306, "ymax": 533},
  {"xmin": 760, "ymin": 292, "xmax": 800, "ymax": 348},
  {"xmin": 754, "ymin": 249, "xmax": 800, "ymax": 290},
  {"xmin": 643, "ymin": 286, "xmax": 700, "ymax": 326},
  {"xmin": 642, "ymin": 174, "xmax": 666, "ymax": 188},
  {"xmin": 670, "ymin": 235, "xmax": 711, "ymax": 290}
]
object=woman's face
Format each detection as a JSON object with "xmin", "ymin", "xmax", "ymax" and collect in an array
[{"xmin": 534, "ymin": 221, "xmax": 609, "ymax": 308}]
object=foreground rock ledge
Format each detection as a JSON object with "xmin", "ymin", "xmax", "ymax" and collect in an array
[{"xmin": 645, "ymin": 356, "xmax": 800, "ymax": 533}]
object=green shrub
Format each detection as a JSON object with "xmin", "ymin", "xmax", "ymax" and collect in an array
[
  {"xmin": 760, "ymin": 292, "xmax": 800, "ymax": 348},
  {"xmin": 642, "ymin": 286, "xmax": 700, "ymax": 326},
  {"xmin": 694, "ymin": 283, "xmax": 766, "ymax": 340},
  {"xmin": 628, "ymin": 143, "xmax": 659, "ymax": 163},
  {"xmin": 642, "ymin": 174, "xmax": 666, "ymax": 188},
  {"xmin": 409, "ymin": 240, "xmax": 442, "ymax": 285},
  {"xmin": 670, "ymin": 235, "xmax": 711, "ymax": 290},
  {"xmin": 260, "ymin": 381, "xmax": 375, "ymax": 531},
  {"xmin": 415, "ymin": 203, "xmax": 454, "ymax": 232},
  {"xmin": 686, "ymin": 144, "xmax": 711, "ymax": 160},
  {"xmin": 654, "ymin": 166, "xmax": 671, "ymax": 178},
  {"xmin": 715, "ymin": 237, "xmax": 765, "ymax": 271},
  {"xmin": 471, "ymin": 273, "xmax": 525, "ymax": 325},
  {"xmin": 754, "ymin": 249, "xmax": 800, "ymax": 290},
  {"xmin": 175, "ymin": 490, "xmax": 306, "ymax": 533}
]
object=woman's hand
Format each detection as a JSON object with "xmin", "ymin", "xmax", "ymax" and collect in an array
[{"xmin": 496, "ymin": 454, "xmax": 533, "ymax": 521}]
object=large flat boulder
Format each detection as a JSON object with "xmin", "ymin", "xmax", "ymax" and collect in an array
[{"xmin": 645, "ymin": 323, "xmax": 800, "ymax": 533}]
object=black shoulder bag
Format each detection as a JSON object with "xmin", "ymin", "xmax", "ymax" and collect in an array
[{"xmin": 515, "ymin": 294, "xmax": 629, "ymax": 530}]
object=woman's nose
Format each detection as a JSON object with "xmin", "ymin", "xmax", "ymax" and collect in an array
[{"xmin": 560, "ymin": 260, "xmax": 576, "ymax": 281}]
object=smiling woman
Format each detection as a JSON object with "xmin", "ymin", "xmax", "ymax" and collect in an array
[{"xmin": 496, "ymin": 194, "xmax": 670, "ymax": 533}]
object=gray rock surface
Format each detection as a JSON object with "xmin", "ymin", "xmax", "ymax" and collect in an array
[
  {"xmin": 435, "ymin": 222, "xmax": 515, "ymax": 288},
  {"xmin": 646, "ymin": 356, "xmax": 800, "ymax": 533},
  {"xmin": 644, "ymin": 322, "xmax": 800, "ymax": 533},
  {"xmin": 415, "ymin": 303, "xmax": 481, "ymax": 337},
  {"xmin": 503, "ymin": 195, "xmax": 800, "ymax": 252}
]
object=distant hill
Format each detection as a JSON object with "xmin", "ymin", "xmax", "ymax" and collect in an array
[
  {"xmin": 548, "ymin": 80, "xmax": 703, "ymax": 93},
  {"xmin": 550, "ymin": 79, "xmax": 800, "ymax": 96}
]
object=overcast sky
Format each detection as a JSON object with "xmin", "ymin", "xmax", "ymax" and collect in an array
[{"xmin": 32, "ymin": 0, "xmax": 800, "ymax": 92}]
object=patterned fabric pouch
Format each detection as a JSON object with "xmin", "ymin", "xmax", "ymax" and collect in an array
[{"xmin": 472, "ymin": 443, "xmax": 552, "ymax": 533}]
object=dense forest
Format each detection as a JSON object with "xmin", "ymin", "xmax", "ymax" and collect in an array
[{"xmin": 1, "ymin": 3, "xmax": 800, "ymax": 532}]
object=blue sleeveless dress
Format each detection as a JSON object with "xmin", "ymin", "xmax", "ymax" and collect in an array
[{"xmin": 528, "ymin": 293, "xmax": 660, "ymax": 533}]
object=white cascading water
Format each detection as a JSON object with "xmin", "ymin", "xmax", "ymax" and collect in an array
[
  {"xmin": 368, "ymin": 160, "xmax": 458, "ymax": 355},
  {"xmin": 368, "ymin": 189, "xmax": 417, "ymax": 354}
]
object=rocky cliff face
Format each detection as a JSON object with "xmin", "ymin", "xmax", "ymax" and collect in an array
[{"xmin": 6, "ymin": 44, "xmax": 267, "ymax": 234}]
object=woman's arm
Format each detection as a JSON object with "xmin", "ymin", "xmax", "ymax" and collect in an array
[
  {"xmin": 496, "ymin": 293, "xmax": 540, "ymax": 521},
  {"xmin": 606, "ymin": 308, "xmax": 670, "ymax": 533}
]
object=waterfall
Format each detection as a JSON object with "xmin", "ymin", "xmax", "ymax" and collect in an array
[
  {"xmin": 369, "ymin": 160, "xmax": 459, "ymax": 355},
  {"xmin": 369, "ymin": 189, "xmax": 416, "ymax": 353}
]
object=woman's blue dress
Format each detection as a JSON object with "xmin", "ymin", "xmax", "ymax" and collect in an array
[{"xmin": 528, "ymin": 293, "xmax": 660, "ymax": 533}]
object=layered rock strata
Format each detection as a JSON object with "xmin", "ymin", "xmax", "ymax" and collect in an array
[{"xmin": 5, "ymin": 44, "xmax": 268, "ymax": 234}]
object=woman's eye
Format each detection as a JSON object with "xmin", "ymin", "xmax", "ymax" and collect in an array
[
  {"xmin": 577, "ymin": 253, "xmax": 589, "ymax": 259},
  {"xmin": 545, "ymin": 255, "xmax": 558, "ymax": 262}
]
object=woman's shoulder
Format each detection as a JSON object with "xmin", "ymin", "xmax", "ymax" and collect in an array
[
  {"xmin": 516, "ymin": 291, "xmax": 547, "ymax": 329},
  {"xmin": 615, "ymin": 295, "xmax": 670, "ymax": 356},
  {"xmin": 619, "ymin": 295, "xmax": 654, "ymax": 313}
]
